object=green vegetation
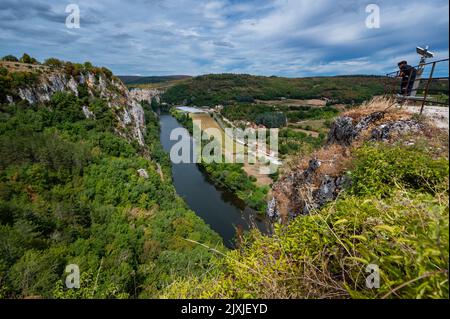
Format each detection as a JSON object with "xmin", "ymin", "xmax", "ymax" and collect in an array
[
  {"xmin": 286, "ymin": 106, "xmax": 339, "ymax": 122},
  {"xmin": 161, "ymin": 141, "xmax": 449, "ymax": 299},
  {"xmin": 1, "ymin": 55, "xmax": 19, "ymax": 62},
  {"xmin": 0, "ymin": 88, "xmax": 222, "ymax": 298},
  {"xmin": 41, "ymin": 57, "xmax": 115, "ymax": 79},
  {"xmin": 1, "ymin": 53, "xmax": 39, "ymax": 65},
  {"xmin": 0, "ymin": 68, "xmax": 39, "ymax": 103},
  {"xmin": 221, "ymin": 103, "xmax": 338, "ymax": 126},
  {"xmin": 19, "ymin": 53, "xmax": 38, "ymax": 65},
  {"xmin": 163, "ymin": 74, "xmax": 387, "ymax": 106},
  {"xmin": 221, "ymin": 103, "xmax": 276, "ymax": 123},
  {"xmin": 171, "ymin": 110, "xmax": 269, "ymax": 212},
  {"xmin": 254, "ymin": 112, "xmax": 287, "ymax": 128},
  {"xmin": 119, "ymin": 75, "xmax": 191, "ymax": 86},
  {"xmin": 278, "ymin": 128, "xmax": 326, "ymax": 156},
  {"xmin": 201, "ymin": 160, "xmax": 269, "ymax": 212}
]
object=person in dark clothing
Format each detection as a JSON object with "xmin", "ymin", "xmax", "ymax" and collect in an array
[{"xmin": 398, "ymin": 60, "xmax": 417, "ymax": 96}]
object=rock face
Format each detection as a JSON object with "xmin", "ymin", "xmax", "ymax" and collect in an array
[
  {"xmin": 268, "ymin": 158, "xmax": 350, "ymax": 220},
  {"xmin": 371, "ymin": 120, "xmax": 423, "ymax": 141},
  {"xmin": 10, "ymin": 70, "xmax": 150, "ymax": 146},
  {"xmin": 82, "ymin": 105, "xmax": 95, "ymax": 119},
  {"xmin": 327, "ymin": 112, "xmax": 384, "ymax": 146},
  {"xmin": 128, "ymin": 88, "xmax": 161, "ymax": 104}
]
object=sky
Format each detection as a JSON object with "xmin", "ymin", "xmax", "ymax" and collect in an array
[{"xmin": 0, "ymin": 0, "xmax": 448, "ymax": 77}]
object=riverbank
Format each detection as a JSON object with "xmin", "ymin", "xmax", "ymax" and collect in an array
[{"xmin": 170, "ymin": 109, "xmax": 270, "ymax": 213}]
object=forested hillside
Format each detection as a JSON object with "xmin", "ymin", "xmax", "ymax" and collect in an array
[
  {"xmin": 119, "ymin": 75, "xmax": 191, "ymax": 86},
  {"xmin": 163, "ymin": 74, "xmax": 387, "ymax": 106},
  {"xmin": 0, "ymin": 59, "xmax": 222, "ymax": 298}
]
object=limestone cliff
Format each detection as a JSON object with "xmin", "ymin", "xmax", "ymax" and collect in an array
[{"xmin": 5, "ymin": 67, "xmax": 160, "ymax": 147}]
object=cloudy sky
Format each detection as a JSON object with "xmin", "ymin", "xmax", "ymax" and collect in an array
[{"xmin": 0, "ymin": 0, "xmax": 448, "ymax": 76}]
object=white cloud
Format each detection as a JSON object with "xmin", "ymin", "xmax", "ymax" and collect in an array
[{"xmin": 0, "ymin": 0, "xmax": 448, "ymax": 76}]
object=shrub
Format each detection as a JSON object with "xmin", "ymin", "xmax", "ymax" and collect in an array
[
  {"xmin": 0, "ymin": 67, "xmax": 7, "ymax": 76},
  {"xmin": 348, "ymin": 142, "xmax": 449, "ymax": 197},
  {"xmin": 44, "ymin": 58, "xmax": 63, "ymax": 68},
  {"xmin": 1, "ymin": 55, "xmax": 18, "ymax": 62},
  {"xmin": 255, "ymin": 112, "xmax": 287, "ymax": 128},
  {"xmin": 19, "ymin": 53, "xmax": 38, "ymax": 64}
]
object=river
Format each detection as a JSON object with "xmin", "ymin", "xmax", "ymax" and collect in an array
[{"xmin": 158, "ymin": 114, "xmax": 268, "ymax": 248}]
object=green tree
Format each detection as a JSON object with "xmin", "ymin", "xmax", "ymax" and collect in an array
[
  {"xmin": 1, "ymin": 55, "xmax": 18, "ymax": 62},
  {"xmin": 19, "ymin": 53, "xmax": 37, "ymax": 64},
  {"xmin": 44, "ymin": 58, "xmax": 63, "ymax": 68}
]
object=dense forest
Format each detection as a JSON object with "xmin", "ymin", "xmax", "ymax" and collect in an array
[
  {"xmin": 162, "ymin": 74, "xmax": 388, "ymax": 106},
  {"xmin": 220, "ymin": 103, "xmax": 339, "ymax": 125},
  {"xmin": 0, "ymin": 62, "xmax": 223, "ymax": 298},
  {"xmin": 118, "ymin": 75, "xmax": 191, "ymax": 86}
]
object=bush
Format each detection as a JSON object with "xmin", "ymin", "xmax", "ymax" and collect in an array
[
  {"xmin": 44, "ymin": 58, "xmax": 63, "ymax": 68},
  {"xmin": 255, "ymin": 112, "xmax": 287, "ymax": 128},
  {"xmin": 19, "ymin": 53, "xmax": 38, "ymax": 64},
  {"xmin": 0, "ymin": 67, "xmax": 7, "ymax": 76},
  {"xmin": 2, "ymin": 55, "xmax": 18, "ymax": 62},
  {"xmin": 349, "ymin": 142, "xmax": 449, "ymax": 197}
]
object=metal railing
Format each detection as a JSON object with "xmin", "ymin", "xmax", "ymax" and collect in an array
[{"xmin": 385, "ymin": 58, "xmax": 449, "ymax": 114}]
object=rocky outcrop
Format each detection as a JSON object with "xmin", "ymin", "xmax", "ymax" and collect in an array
[
  {"xmin": 327, "ymin": 111, "xmax": 384, "ymax": 146},
  {"xmin": 370, "ymin": 120, "xmax": 423, "ymax": 141},
  {"xmin": 9, "ymin": 70, "xmax": 149, "ymax": 146},
  {"xmin": 268, "ymin": 158, "xmax": 350, "ymax": 221},
  {"xmin": 268, "ymin": 109, "xmax": 425, "ymax": 222},
  {"xmin": 82, "ymin": 105, "xmax": 95, "ymax": 119},
  {"xmin": 128, "ymin": 88, "xmax": 161, "ymax": 104}
]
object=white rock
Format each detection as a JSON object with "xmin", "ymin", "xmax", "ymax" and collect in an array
[
  {"xmin": 137, "ymin": 168, "xmax": 149, "ymax": 179},
  {"xmin": 82, "ymin": 105, "xmax": 95, "ymax": 119}
]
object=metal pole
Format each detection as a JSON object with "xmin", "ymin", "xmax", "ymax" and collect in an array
[{"xmin": 420, "ymin": 61, "xmax": 436, "ymax": 115}]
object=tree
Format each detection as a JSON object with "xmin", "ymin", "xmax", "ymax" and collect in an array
[
  {"xmin": 83, "ymin": 62, "xmax": 93, "ymax": 71},
  {"xmin": 255, "ymin": 112, "xmax": 287, "ymax": 128},
  {"xmin": 151, "ymin": 97, "xmax": 159, "ymax": 112},
  {"xmin": 19, "ymin": 53, "xmax": 38, "ymax": 64},
  {"xmin": 2, "ymin": 55, "xmax": 19, "ymax": 62},
  {"xmin": 44, "ymin": 58, "xmax": 63, "ymax": 68},
  {"xmin": 101, "ymin": 67, "xmax": 113, "ymax": 78}
]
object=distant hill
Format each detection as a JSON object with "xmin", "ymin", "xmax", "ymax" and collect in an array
[
  {"xmin": 118, "ymin": 75, "xmax": 192, "ymax": 85},
  {"xmin": 162, "ymin": 73, "xmax": 391, "ymax": 106}
]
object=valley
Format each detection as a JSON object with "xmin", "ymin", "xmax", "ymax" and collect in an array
[{"xmin": 0, "ymin": 55, "xmax": 448, "ymax": 300}]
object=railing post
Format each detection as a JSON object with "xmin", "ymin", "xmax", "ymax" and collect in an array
[{"xmin": 420, "ymin": 61, "xmax": 436, "ymax": 115}]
